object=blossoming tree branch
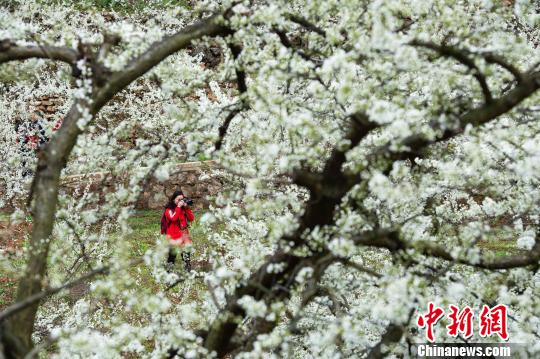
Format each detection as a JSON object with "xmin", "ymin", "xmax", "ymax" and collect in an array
[{"xmin": 0, "ymin": 0, "xmax": 539, "ymax": 358}]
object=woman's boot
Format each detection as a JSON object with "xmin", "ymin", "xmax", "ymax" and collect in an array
[
  {"xmin": 181, "ymin": 252, "xmax": 191, "ymax": 272},
  {"xmin": 166, "ymin": 248, "xmax": 176, "ymax": 272}
]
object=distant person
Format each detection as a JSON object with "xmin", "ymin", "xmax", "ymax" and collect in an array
[
  {"xmin": 161, "ymin": 190, "xmax": 195, "ymax": 271},
  {"xmin": 14, "ymin": 115, "xmax": 48, "ymax": 177}
]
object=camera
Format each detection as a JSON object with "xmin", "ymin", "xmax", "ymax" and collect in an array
[{"xmin": 182, "ymin": 197, "xmax": 194, "ymax": 206}]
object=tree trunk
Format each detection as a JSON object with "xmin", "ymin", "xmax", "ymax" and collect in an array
[{"xmin": 2, "ymin": 102, "xmax": 85, "ymax": 357}]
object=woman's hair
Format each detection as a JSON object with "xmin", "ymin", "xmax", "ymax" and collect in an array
[{"xmin": 165, "ymin": 190, "xmax": 184, "ymax": 210}]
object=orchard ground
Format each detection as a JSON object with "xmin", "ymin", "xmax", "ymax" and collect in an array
[
  {"xmin": 0, "ymin": 209, "xmax": 526, "ymax": 311},
  {"xmin": 0, "ymin": 209, "xmax": 225, "ymax": 311}
]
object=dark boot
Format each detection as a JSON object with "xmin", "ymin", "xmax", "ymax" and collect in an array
[
  {"xmin": 166, "ymin": 248, "xmax": 176, "ymax": 272},
  {"xmin": 181, "ymin": 252, "xmax": 191, "ymax": 272}
]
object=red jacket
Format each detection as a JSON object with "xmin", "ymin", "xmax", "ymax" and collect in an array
[{"xmin": 163, "ymin": 206, "xmax": 194, "ymax": 240}]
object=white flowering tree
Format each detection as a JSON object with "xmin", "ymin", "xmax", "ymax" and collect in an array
[{"xmin": 1, "ymin": 0, "xmax": 540, "ymax": 357}]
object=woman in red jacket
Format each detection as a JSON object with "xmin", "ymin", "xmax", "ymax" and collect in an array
[{"xmin": 162, "ymin": 190, "xmax": 195, "ymax": 271}]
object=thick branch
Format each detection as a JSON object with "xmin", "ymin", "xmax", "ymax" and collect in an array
[
  {"xmin": 92, "ymin": 14, "xmax": 231, "ymax": 112},
  {"xmin": 214, "ymin": 42, "xmax": 247, "ymax": 151},
  {"xmin": 482, "ymin": 52, "xmax": 525, "ymax": 83},
  {"xmin": 288, "ymin": 112, "xmax": 377, "ymax": 240},
  {"xmin": 228, "ymin": 43, "xmax": 247, "ymax": 93},
  {"xmin": 274, "ymin": 29, "xmax": 313, "ymax": 62},
  {"xmin": 0, "ymin": 263, "xmax": 109, "ymax": 358},
  {"xmin": 285, "ymin": 14, "xmax": 326, "ymax": 36},
  {"xmin": 353, "ymin": 230, "xmax": 540, "ymax": 270},
  {"xmin": 204, "ymin": 114, "xmax": 377, "ymax": 356},
  {"xmin": 377, "ymin": 69, "xmax": 540, "ymax": 169},
  {"xmin": 0, "ymin": 42, "xmax": 78, "ymax": 65},
  {"xmin": 215, "ymin": 107, "xmax": 242, "ymax": 151},
  {"xmin": 411, "ymin": 40, "xmax": 493, "ymax": 103},
  {"xmin": 366, "ymin": 324, "xmax": 405, "ymax": 359}
]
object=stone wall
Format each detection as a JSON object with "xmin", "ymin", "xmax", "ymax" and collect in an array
[
  {"xmin": 136, "ymin": 161, "xmax": 223, "ymax": 210},
  {"xmin": 60, "ymin": 161, "xmax": 223, "ymax": 210}
]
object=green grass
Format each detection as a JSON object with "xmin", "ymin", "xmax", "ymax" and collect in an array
[
  {"xmin": 39, "ymin": 0, "xmax": 191, "ymax": 12},
  {"xmin": 0, "ymin": 262, "xmax": 22, "ymax": 310},
  {"xmin": 0, "ymin": 211, "xmax": 25, "ymax": 310},
  {"xmin": 0, "ymin": 208, "xmax": 220, "ymax": 310},
  {"xmin": 126, "ymin": 208, "xmax": 216, "ymax": 262},
  {"xmin": 121, "ymin": 208, "xmax": 219, "ymax": 304},
  {"xmin": 477, "ymin": 238, "xmax": 524, "ymax": 257},
  {"xmin": 0, "ymin": 278, "xmax": 17, "ymax": 308},
  {"xmin": 0, "ymin": 255, "xmax": 25, "ymax": 310},
  {"xmin": 126, "ymin": 209, "xmax": 160, "ymax": 257},
  {"xmin": 0, "ymin": 209, "xmax": 527, "ymax": 313}
]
